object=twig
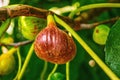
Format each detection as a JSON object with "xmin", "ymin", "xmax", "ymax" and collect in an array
[
  {"xmin": 47, "ymin": 64, "xmax": 58, "ymax": 80},
  {"xmin": 17, "ymin": 43, "xmax": 34, "ymax": 80},
  {"xmin": 0, "ymin": 4, "xmax": 50, "ymax": 21},
  {"xmin": 0, "ymin": 4, "xmax": 74, "ymax": 28},
  {"xmin": 40, "ymin": 61, "xmax": 48, "ymax": 80},
  {"xmin": 0, "ymin": 4, "xmax": 77, "ymax": 31},
  {"xmin": 92, "ymin": 17, "xmax": 120, "ymax": 27},
  {"xmin": 13, "ymin": 48, "xmax": 22, "ymax": 80},
  {"xmin": 0, "ymin": 4, "xmax": 120, "ymax": 31},
  {"xmin": 74, "ymin": 17, "xmax": 120, "ymax": 30},
  {"xmin": 66, "ymin": 62, "xmax": 70, "ymax": 80},
  {"xmin": 70, "ymin": 3, "xmax": 120, "ymax": 18},
  {"xmin": 74, "ymin": 8, "xmax": 109, "ymax": 23},
  {"xmin": 0, "ymin": 40, "xmax": 33, "ymax": 47},
  {"xmin": 74, "ymin": 0, "xmax": 120, "ymax": 22}
]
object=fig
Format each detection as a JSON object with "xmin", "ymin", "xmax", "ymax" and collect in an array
[
  {"xmin": 0, "ymin": 33, "xmax": 14, "ymax": 44},
  {"xmin": 0, "ymin": 53, "xmax": 15, "ymax": 75},
  {"xmin": 50, "ymin": 72, "xmax": 65, "ymax": 80},
  {"xmin": 18, "ymin": 16, "xmax": 46, "ymax": 40},
  {"xmin": 93, "ymin": 24, "xmax": 110, "ymax": 45},
  {"xmin": 0, "ymin": 36, "xmax": 14, "ymax": 44},
  {"xmin": 34, "ymin": 15, "xmax": 76, "ymax": 64}
]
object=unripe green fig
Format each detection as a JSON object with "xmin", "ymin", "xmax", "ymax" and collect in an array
[
  {"xmin": 18, "ymin": 16, "xmax": 46, "ymax": 40},
  {"xmin": 93, "ymin": 25, "xmax": 110, "ymax": 45},
  {"xmin": 0, "ymin": 36, "xmax": 14, "ymax": 44},
  {"xmin": 0, "ymin": 33, "xmax": 14, "ymax": 44},
  {"xmin": 50, "ymin": 72, "xmax": 65, "ymax": 80},
  {"xmin": 34, "ymin": 15, "xmax": 76, "ymax": 64},
  {"xmin": 0, "ymin": 53, "xmax": 15, "ymax": 75}
]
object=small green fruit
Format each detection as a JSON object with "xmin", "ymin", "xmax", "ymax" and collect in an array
[
  {"xmin": 50, "ymin": 72, "xmax": 65, "ymax": 80},
  {"xmin": 0, "ymin": 33, "xmax": 14, "ymax": 44},
  {"xmin": 93, "ymin": 25, "xmax": 110, "ymax": 45},
  {"xmin": 19, "ymin": 16, "xmax": 46, "ymax": 40},
  {"xmin": 0, "ymin": 37, "xmax": 14, "ymax": 44},
  {"xmin": 0, "ymin": 53, "xmax": 15, "ymax": 75}
]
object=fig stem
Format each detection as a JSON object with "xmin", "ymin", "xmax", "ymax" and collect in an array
[
  {"xmin": 18, "ymin": 43, "xmax": 34, "ymax": 80},
  {"xmin": 49, "ymin": 2, "xmax": 80, "ymax": 15},
  {"xmin": 66, "ymin": 62, "xmax": 70, "ymax": 80},
  {"xmin": 69, "ymin": 3, "xmax": 120, "ymax": 18},
  {"xmin": 47, "ymin": 64, "xmax": 58, "ymax": 80},
  {"xmin": 54, "ymin": 15, "xmax": 120, "ymax": 80},
  {"xmin": 40, "ymin": 61, "xmax": 48, "ymax": 80},
  {"xmin": 7, "ymin": 47, "xmax": 17, "ymax": 55},
  {"xmin": 13, "ymin": 48, "xmax": 22, "ymax": 80},
  {"xmin": 47, "ymin": 14, "xmax": 56, "ymax": 25}
]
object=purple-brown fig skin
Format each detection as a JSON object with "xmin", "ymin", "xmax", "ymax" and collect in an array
[{"xmin": 34, "ymin": 23, "xmax": 76, "ymax": 64}]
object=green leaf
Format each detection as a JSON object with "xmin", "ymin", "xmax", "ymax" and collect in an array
[
  {"xmin": 105, "ymin": 18, "xmax": 120, "ymax": 77},
  {"xmin": 0, "ymin": 19, "xmax": 11, "ymax": 38}
]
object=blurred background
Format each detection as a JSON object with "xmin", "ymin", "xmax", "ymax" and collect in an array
[{"xmin": 0, "ymin": 0, "xmax": 120, "ymax": 80}]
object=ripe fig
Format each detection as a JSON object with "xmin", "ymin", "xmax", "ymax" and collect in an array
[
  {"xmin": 18, "ymin": 16, "xmax": 46, "ymax": 40},
  {"xmin": 0, "ymin": 53, "xmax": 15, "ymax": 75},
  {"xmin": 34, "ymin": 15, "xmax": 76, "ymax": 64},
  {"xmin": 93, "ymin": 24, "xmax": 110, "ymax": 45}
]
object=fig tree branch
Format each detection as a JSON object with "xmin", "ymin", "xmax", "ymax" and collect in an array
[
  {"xmin": 0, "ymin": 40, "xmax": 33, "ymax": 47},
  {"xmin": 0, "ymin": 4, "xmax": 75, "ymax": 29},
  {"xmin": 0, "ymin": 4, "xmax": 120, "ymax": 31},
  {"xmin": 0, "ymin": 4, "xmax": 52, "ymax": 21},
  {"xmin": 75, "ymin": 17, "xmax": 120, "ymax": 30}
]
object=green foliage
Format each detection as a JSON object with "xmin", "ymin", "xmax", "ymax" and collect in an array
[
  {"xmin": 105, "ymin": 19, "xmax": 120, "ymax": 77},
  {"xmin": 0, "ymin": 19, "xmax": 11, "ymax": 38},
  {"xmin": 0, "ymin": 0, "xmax": 120, "ymax": 80}
]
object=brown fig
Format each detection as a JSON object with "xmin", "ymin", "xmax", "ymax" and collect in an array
[{"xmin": 34, "ymin": 15, "xmax": 76, "ymax": 64}]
